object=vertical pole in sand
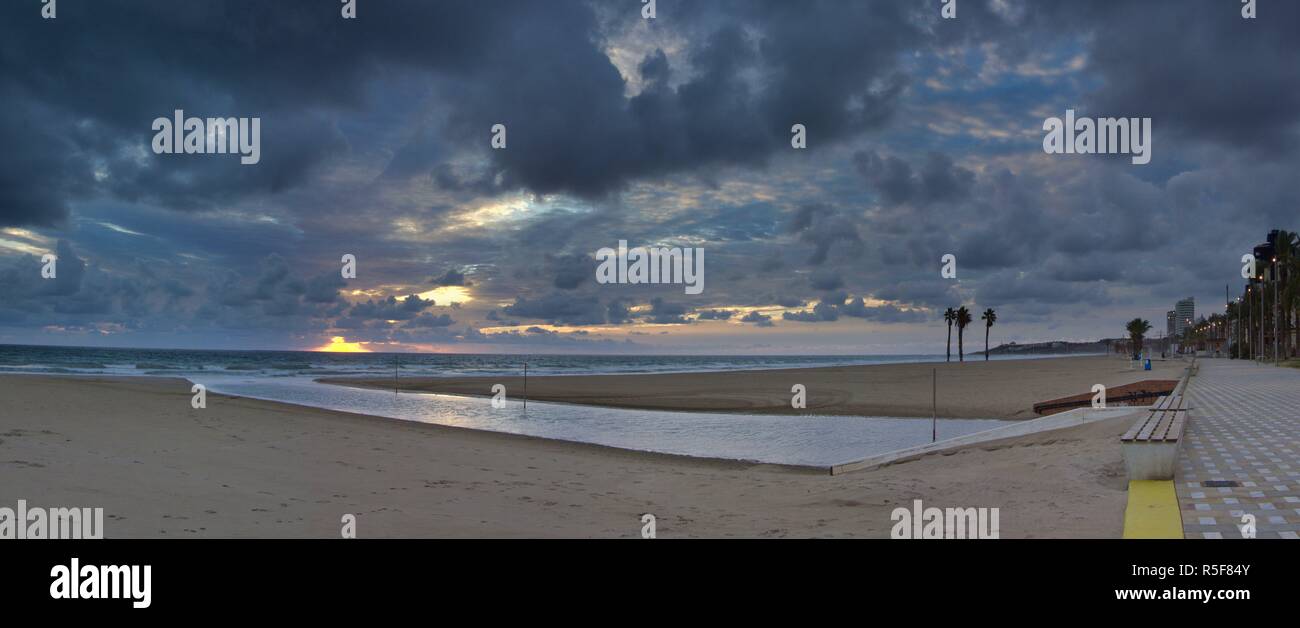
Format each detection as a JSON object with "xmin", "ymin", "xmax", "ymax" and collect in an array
[
  {"xmin": 931, "ymin": 368, "xmax": 937, "ymax": 443},
  {"xmin": 523, "ymin": 361, "xmax": 528, "ymax": 413},
  {"xmin": 394, "ymin": 354, "xmax": 398, "ymax": 394}
]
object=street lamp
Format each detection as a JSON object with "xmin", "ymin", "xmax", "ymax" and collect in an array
[
  {"xmin": 1247, "ymin": 286, "xmax": 1254, "ymax": 361},
  {"xmin": 1259, "ymin": 274, "xmax": 1266, "ymax": 363},
  {"xmin": 1273, "ymin": 256, "xmax": 1280, "ymax": 365}
]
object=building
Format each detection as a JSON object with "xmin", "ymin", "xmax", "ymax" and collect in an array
[
  {"xmin": 1166, "ymin": 311, "xmax": 1176, "ymax": 339},
  {"xmin": 1175, "ymin": 297, "xmax": 1195, "ymax": 337}
]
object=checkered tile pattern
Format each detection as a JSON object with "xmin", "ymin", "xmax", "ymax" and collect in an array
[{"xmin": 1177, "ymin": 360, "xmax": 1300, "ymax": 539}]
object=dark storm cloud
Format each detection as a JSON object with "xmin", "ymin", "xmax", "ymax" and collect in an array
[
  {"xmin": 783, "ymin": 302, "xmax": 839, "ymax": 323},
  {"xmin": 854, "ymin": 151, "xmax": 975, "ymax": 208},
  {"xmin": 758, "ymin": 252, "xmax": 784, "ymax": 272},
  {"xmin": 0, "ymin": 91, "xmax": 80, "ymax": 226},
  {"xmin": 2, "ymin": 0, "xmax": 1297, "ymax": 349},
  {"xmin": 0, "ymin": 0, "xmax": 935, "ymax": 226},
  {"xmin": 975, "ymin": 270, "xmax": 1112, "ymax": 307},
  {"xmin": 643, "ymin": 298, "xmax": 691, "ymax": 325},
  {"xmin": 547, "ymin": 254, "xmax": 597, "ymax": 291},
  {"xmin": 786, "ymin": 204, "xmax": 862, "ymax": 266},
  {"xmin": 605, "ymin": 299, "xmax": 634, "ymax": 325},
  {"xmin": 0, "ymin": 244, "xmax": 346, "ymax": 334},
  {"xmin": 502, "ymin": 293, "xmax": 607, "ymax": 326},
  {"xmin": 347, "ymin": 295, "xmax": 435, "ymax": 321},
  {"xmin": 304, "ymin": 272, "xmax": 347, "ymax": 304},
  {"xmin": 406, "ymin": 312, "xmax": 456, "ymax": 329},
  {"xmin": 871, "ymin": 280, "xmax": 960, "ymax": 313},
  {"xmin": 740, "ymin": 311, "xmax": 774, "ymax": 327},
  {"xmin": 840, "ymin": 299, "xmax": 927, "ymax": 323},
  {"xmin": 429, "ymin": 268, "xmax": 470, "ymax": 287},
  {"xmin": 809, "ymin": 269, "xmax": 845, "ymax": 292},
  {"xmin": 1079, "ymin": 1, "xmax": 1300, "ymax": 155},
  {"xmin": 696, "ymin": 309, "xmax": 735, "ymax": 321}
]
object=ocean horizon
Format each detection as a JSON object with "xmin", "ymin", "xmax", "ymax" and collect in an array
[{"xmin": 0, "ymin": 343, "xmax": 1097, "ymax": 379}]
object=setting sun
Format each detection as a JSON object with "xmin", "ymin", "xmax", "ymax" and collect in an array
[{"xmin": 314, "ymin": 336, "xmax": 371, "ymax": 353}]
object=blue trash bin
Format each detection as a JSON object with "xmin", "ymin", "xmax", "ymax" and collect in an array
[{"xmin": 1144, "ymin": 358, "xmax": 1152, "ymax": 371}]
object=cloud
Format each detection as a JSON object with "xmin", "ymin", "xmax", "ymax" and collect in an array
[
  {"xmin": 809, "ymin": 269, "xmax": 845, "ymax": 291},
  {"xmin": 644, "ymin": 298, "xmax": 691, "ymax": 324},
  {"xmin": 348, "ymin": 295, "xmax": 435, "ymax": 321},
  {"xmin": 854, "ymin": 150, "xmax": 975, "ymax": 208},
  {"xmin": 502, "ymin": 292, "xmax": 606, "ymax": 325},
  {"xmin": 1, "ymin": 0, "xmax": 1296, "ymax": 351},
  {"xmin": 430, "ymin": 268, "xmax": 470, "ymax": 287},
  {"xmin": 786, "ymin": 204, "xmax": 862, "ymax": 265},
  {"xmin": 740, "ymin": 310, "xmax": 774, "ymax": 327},
  {"xmin": 406, "ymin": 312, "xmax": 456, "ymax": 328},
  {"xmin": 783, "ymin": 302, "xmax": 839, "ymax": 323},
  {"xmin": 695, "ymin": 309, "xmax": 735, "ymax": 320}
]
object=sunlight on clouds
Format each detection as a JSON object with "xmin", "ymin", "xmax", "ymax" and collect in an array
[
  {"xmin": 96, "ymin": 221, "xmax": 146, "ymax": 236},
  {"xmin": 0, "ymin": 228, "xmax": 53, "ymax": 256},
  {"xmin": 445, "ymin": 194, "xmax": 594, "ymax": 233},
  {"xmin": 313, "ymin": 336, "xmax": 372, "ymax": 353},
  {"xmin": 415, "ymin": 285, "xmax": 472, "ymax": 305},
  {"xmin": 479, "ymin": 324, "xmax": 621, "ymax": 335}
]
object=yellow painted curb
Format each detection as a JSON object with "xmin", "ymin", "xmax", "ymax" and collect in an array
[{"xmin": 1122, "ymin": 480, "xmax": 1183, "ymax": 539}]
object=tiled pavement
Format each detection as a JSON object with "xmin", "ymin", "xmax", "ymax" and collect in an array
[{"xmin": 1176, "ymin": 360, "xmax": 1300, "ymax": 539}]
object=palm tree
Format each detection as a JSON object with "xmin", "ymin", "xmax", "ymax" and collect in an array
[
  {"xmin": 1126, "ymin": 318, "xmax": 1152, "ymax": 361},
  {"xmin": 944, "ymin": 307, "xmax": 957, "ymax": 362},
  {"xmin": 981, "ymin": 308, "xmax": 997, "ymax": 361},
  {"xmin": 956, "ymin": 306, "xmax": 973, "ymax": 362}
]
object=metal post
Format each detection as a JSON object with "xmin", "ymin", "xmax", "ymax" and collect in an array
[
  {"xmin": 523, "ymin": 361, "xmax": 528, "ymax": 412},
  {"xmin": 1274, "ymin": 260, "xmax": 1280, "ymax": 365},
  {"xmin": 931, "ymin": 368, "xmax": 937, "ymax": 444}
]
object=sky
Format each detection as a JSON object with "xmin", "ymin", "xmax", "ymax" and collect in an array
[{"xmin": 1, "ymin": 0, "xmax": 1297, "ymax": 354}]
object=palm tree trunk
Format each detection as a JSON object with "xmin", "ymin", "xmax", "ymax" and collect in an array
[
  {"xmin": 946, "ymin": 324, "xmax": 952, "ymax": 362},
  {"xmin": 958, "ymin": 328, "xmax": 964, "ymax": 362},
  {"xmin": 984, "ymin": 327, "xmax": 990, "ymax": 361}
]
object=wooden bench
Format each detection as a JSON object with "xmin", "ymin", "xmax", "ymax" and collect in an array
[{"xmin": 1120, "ymin": 394, "xmax": 1187, "ymax": 480}]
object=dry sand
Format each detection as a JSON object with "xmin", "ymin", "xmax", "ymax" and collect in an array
[
  {"xmin": 0, "ymin": 372, "xmax": 1143, "ymax": 538},
  {"xmin": 324, "ymin": 354, "xmax": 1186, "ymax": 419}
]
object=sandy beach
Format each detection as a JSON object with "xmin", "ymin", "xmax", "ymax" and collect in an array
[
  {"xmin": 323, "ymin": 355, "xmax": 1185, "ymax": 420},
  {"xmin": 0, "ymin": 372, "xmax": 1142, "ymax": 538}
]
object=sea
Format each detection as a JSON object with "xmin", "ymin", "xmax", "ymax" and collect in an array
[{"xmin": 0, "ymin": 345, "xmax": 1088, "ymax": 466}]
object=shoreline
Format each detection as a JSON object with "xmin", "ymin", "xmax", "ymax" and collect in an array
[{"xmin": 320, "ymin": 354, "xmax": 1186, "ymax": 420}]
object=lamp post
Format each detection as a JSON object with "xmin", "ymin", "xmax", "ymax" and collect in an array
[
  {"xmin": 1259, "ymin": 274, "xmax": 1266, "ymax": 363},
  {"xmin": 1274, "ymin": 256, "xmax": 1280, "ymax": 365},
  {"xmin": 1247, "ymin": 286, "xmax": 1254, "ymax": 361}
]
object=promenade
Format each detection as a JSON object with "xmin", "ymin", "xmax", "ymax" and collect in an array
[{"xmin": 1177, "ymin": 360, "xmax": 1300, "ymax": 539}]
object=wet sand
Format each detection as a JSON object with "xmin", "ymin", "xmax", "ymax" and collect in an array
[{"xmin": 323, "ymin": 354, "xmax": 1186, "ymax": 420}]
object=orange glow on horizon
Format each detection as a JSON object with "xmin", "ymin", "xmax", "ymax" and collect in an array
[{"xmin": 314, "ymin": 336, "xmax": 372, "ymax": 353}]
